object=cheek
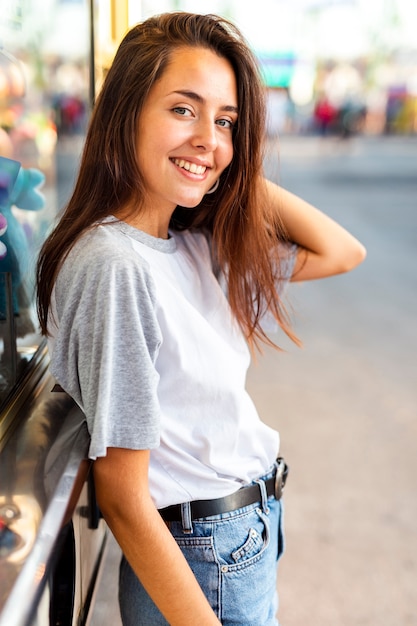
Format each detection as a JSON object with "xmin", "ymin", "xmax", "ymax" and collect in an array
[
  {"xmin": 222, "ymin": 141, "xmax": 234, "ymax": 171},
  {"xmin": 138, "ymin": 121, "xmax": 182, "ymax": 162},
  {"xmin": 137, "ymin": 126, "xmax": 157, "ymax": 156}
]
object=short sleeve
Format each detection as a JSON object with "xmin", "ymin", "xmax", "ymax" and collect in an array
[{"xmin": 50, "ymin": 228, "xmax": 162, "ymax": 459}]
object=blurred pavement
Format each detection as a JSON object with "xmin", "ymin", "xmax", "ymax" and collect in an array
[{"xmin": 90, "ymin": 134, "xmax": 417, "ymax": 626}]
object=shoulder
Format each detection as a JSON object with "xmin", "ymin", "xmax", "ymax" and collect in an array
[
  {"xmin": 55, "ymin": 223, "xmax": 156, "ymax": 309},
  {"xmin": 71, "ymin": 222, "xmax": 148, "ymax": 264},
  {"xmin": 64, "ymin": 222, "xmax": 153, "ymax": 280}
]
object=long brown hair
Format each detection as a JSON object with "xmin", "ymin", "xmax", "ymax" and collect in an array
[{"xmin": 36, "ymin": 12, "xmax": 298, "ymax": 349}]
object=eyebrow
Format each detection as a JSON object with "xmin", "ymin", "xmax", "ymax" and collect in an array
[{"xmin": 173, "ymin": 90, "xmax": 238, "ymax": 114}]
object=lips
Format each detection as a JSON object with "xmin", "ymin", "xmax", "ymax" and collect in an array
[{"xmin": 172, "ymin": 158, "xmax": 207, "ymax": 175}]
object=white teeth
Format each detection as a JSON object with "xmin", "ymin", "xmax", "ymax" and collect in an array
[{"xmin": 173, "ymin": 159, "xmax": 206, "ymax": 175}]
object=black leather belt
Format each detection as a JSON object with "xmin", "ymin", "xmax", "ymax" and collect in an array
[{"xmin": 159, "ymin": 458, "xmax": 288, "ymax": 522}]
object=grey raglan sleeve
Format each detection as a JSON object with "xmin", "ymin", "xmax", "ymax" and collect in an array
[{"xmin": 51, "ymin": 244, "xmax": 162, "ymax": 459}]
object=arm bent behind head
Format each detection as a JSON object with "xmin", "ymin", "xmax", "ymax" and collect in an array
[{"xmin": 264, "ymin": 179, "xmax": 366, "ymax": 281}]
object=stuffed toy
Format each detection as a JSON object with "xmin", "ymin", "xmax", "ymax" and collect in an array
[{"xmin": 0, "ymin": 155, "xmax": 45, "ymax": 336}]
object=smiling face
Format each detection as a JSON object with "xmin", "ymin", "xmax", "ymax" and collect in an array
[{"xmin": 135, "ymin": 46, "xmax": 238, "ymax": 233}]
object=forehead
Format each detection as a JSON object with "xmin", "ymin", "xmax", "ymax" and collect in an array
[{"xmin": 153, "ymin": 46, "xmax": 238, "ymax": 103}]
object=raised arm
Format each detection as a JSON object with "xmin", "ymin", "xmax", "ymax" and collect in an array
[
  {"xmin": 94, "ymin": 449, "xmax": 221, "ymax": 626},
  {"xmin": 264, "ymin": 179, "xmax": 366, "ymax": 281}
]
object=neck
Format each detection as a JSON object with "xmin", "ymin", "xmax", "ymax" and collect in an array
[{"xmin": 114, "ymin": 205, "xmax": 172, "ymax": 239}]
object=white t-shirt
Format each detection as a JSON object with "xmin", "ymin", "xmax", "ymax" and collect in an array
[{"xmin": 49, "ymin": 219, "xmax": 296, "ymax": 508}]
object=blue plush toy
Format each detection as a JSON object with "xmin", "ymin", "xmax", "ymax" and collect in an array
[{"xmin": 0, "ymin": 156, "xmax": 45, "ymax": 334}]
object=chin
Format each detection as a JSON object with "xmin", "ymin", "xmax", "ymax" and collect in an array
[{"xmin": 177, "ymin": 195, "xmax": 205, "ymax": 209}]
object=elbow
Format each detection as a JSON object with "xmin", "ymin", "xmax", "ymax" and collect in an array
[
  {"xmin": 291, "ymin": 238, "xmax": 367, "ymax": 282},
  {"xmin": 356, "ymin": 241, "xmax": 367, "ymax": 266},
  {"xmin": 346, "ymin": 241, "xmax": 366, "ymax": 272},
  {"xmin": 338, "ymin": 240, "xmax": 367, "ymax": 274}
]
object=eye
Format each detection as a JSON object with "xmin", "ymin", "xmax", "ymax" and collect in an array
[
  {"xmin": 216, "ymin": 118, "xmax": 235, "ymax": 129},
  {"xmin": 172, "ymin": 106, "xmax": 192, "ymax": 117}
]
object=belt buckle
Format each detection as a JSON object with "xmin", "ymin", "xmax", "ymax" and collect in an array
[{"xmin": 274, "ymin": 458, "xmax": 288, "ymax": 500}]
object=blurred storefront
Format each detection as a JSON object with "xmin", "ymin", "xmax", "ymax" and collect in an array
[{"xmin": 133, "ymin": 0, "xmax": 417, "ymax": 136}]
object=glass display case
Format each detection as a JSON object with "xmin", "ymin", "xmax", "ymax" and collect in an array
[
  {"xmin": 0, "ymin": 3, "xmax": 109, "ymax": 625},
  {"xmin": 0, "ymin": 0, "xmax": 91, "ymax": 407}
]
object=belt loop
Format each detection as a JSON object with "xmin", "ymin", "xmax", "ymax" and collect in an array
[
  {"xmin": 180, "ymin": 502, "xmax": 193, "ymax": 534},
  {"xmin": 255, "ymin": 478, "xmax": 270, "ymax": 514}
]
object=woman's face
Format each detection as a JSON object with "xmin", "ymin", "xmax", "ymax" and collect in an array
[{"xmin": 136, "ymin": 45, "xmax": 238, "ymax": 217}]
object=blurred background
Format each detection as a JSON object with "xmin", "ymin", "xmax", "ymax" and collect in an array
[
  {"xmin": 1, "ymin": 1, "xmax": 416, "ymax": 625},
  {"xmin": 116, "ymin": 0, "xmax": 417, "ymax": 139}
]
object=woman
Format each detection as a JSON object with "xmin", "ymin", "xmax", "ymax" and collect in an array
[{"xmin": 36, "ymin": 12, "xmax": 365, "ymax": 626}]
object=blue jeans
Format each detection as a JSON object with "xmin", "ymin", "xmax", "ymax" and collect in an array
[{"xmin": 119, "ymin": 470, "xmax": 285, "ymax": 625}]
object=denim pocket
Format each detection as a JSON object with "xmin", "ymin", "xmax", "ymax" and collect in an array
[
  {"xmin": 231, "ymin": 524, "xmax": 264, "ymax": 562},
  {"xmin": 216, "ymin": 505, "xmax": 271, "ymax": 571}
]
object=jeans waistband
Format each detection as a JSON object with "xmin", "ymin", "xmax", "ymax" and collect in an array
[{"xmin": 159, "ymin": 457, "xmax": 288, "ymax": 522}]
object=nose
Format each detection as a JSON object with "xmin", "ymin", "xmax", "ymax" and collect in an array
[{"xmin": 191, "ymin": 118, "xmax": 218, "ymax": 151}]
